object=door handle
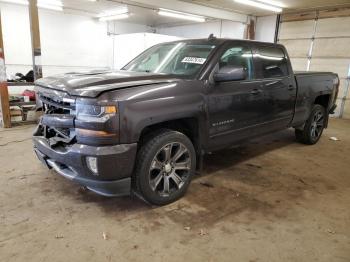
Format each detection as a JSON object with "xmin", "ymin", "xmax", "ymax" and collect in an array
[
  {"xmin": 288, "ymin": 84, "xmax": 295, "ymax": 90},
  {"xmin": 250, "ymin": 89, "xmax": 262, "ymax": 95}
]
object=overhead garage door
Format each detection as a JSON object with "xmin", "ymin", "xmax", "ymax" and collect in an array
[{"xmin": 277, "ymin": 9, "xmax": 350, "ymax": 119}]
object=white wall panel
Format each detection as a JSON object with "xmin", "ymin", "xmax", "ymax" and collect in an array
[
  {"xmin": 279, "ymin": 39, "xmax": 310, "ymax": 58},
  {"xmin": 39, "ymin": 9, "xmax": 113, "ymax": 76},
  {"xmin": 277, "ymin": 14, "xmax": 350, "ymax": 119},
  {"xmin": 338, "ymin": 79, "xmax": 350, "ymax": 99},
  {"xmin": 331, "ymin": 98, "xmax": 343, "ymax": 117},
  {"xmin": 0, "ymin": 3, "xmax": 32, "ymax": 76},
  {"xmin": 144, "ymin": 33, "xmax": 182, "ymax": 48},
  {"xmin": 220, "ymin": 21, "xmax": 246, "ymax": 39},
  {"xmin": 255, "ymin": 15, "xmax": 277, "ymax": 43},
  {"xmin": 289, "ymin": 58, "xmax": 308, "ymax": 71},
  {"xmin": 108, "ymin": 21, "xmax": 153, "ymax": 35},
  {"xmin": 343, "ymin": 99, "xmax": 350, "ymax": 119},
  {"xmin": 279, "ymin": 20, "xmax": 315, "ymax": 40},
  {"xmin": 0, "ymin": 3, "xmax": 113, "ymax": 77},
  {"xmin": 313, "ymin": 38, "xmax": 350, "ymax": 58},
  {"xmin": 156, "ymin": 21, "xmax": 245, "ymax": 39},
  {"xmin": 316, "ymin": 17, "xmax": 350, "ymax": 37},
  {"xmin": 309, "ymin": 58, "xmax": 350, "ymax": 78}
]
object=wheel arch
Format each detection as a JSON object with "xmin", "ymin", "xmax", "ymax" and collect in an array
[
  {"xmin": 137, "ymin": 117, "xmax": 202, "ymax": 159},
  {"xmin": 314, "ymin": 94, "xmax": 331, "ymax": 128},
  {"xmin": 314, "ymin": 94, "xmax": 331, "ymax": 109}
]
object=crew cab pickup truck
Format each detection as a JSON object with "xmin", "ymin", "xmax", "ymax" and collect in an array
[{"xmin": 33, "ymin": 37, "xmax": 339, "ymax": 205}]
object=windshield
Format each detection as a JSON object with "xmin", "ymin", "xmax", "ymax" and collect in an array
[{"xmin": 122, "ymin": 42, "xmax": 216, "ymax": 76}]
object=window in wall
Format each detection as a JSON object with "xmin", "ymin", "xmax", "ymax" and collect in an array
[
  {"xmin": 256, "ymin": 47, "xmax": 289, "ymax": 78},
  {"xmin": 219, "ymin": 46, "xmax": 254, "ymax": 80}
]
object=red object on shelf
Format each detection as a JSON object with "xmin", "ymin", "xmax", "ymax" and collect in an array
[{"xmin": 22, "ymin": 89, "xmax": 36, "ymax": 101}]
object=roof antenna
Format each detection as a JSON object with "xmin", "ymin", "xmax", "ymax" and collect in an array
[{"xmin": 208, "ymin": 33, "xmax": 216, "ymax": 41}]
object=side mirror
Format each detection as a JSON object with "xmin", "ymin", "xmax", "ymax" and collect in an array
[{"xmin": 214, "ymin": 65, "xmax": 247, "ymax": 82}]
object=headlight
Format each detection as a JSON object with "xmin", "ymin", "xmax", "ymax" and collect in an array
[
  {"xmin": 77, "ymin": 104, "xmax": 103, "ymax": 117},
  {"xmin": 76, "ymin": 104, "xmax": 117, "ymax": 120},
  {"xmin": 75, "ymin": 104, "xmax": 119, "ymax": 145}
]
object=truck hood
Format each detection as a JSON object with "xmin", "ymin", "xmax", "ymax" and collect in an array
[{"xmin": 35, "ymin": 70, "xmax": 180, "ymax": 98}]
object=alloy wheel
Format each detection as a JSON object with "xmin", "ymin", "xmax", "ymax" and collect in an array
[
  {"xmin": 310, "ymin": 110, "xmax": 324, "ymax": 140},
  {"xmin": 149, "ymin": 142, "xmax": 191, "ymax": 197}
]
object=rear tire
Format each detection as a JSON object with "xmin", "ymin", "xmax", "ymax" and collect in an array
[
  {"xmin": 133, "ymin": 129, "xmax": 196, "ymax": 205},
  {"xmin": 295, "ymin": 104, "xmax": 326, "ymax": 145}
]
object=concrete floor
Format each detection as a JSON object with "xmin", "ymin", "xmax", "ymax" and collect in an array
[{"xmin": 0, "ymin": 119, "xmax": 349, "ymax": 262}]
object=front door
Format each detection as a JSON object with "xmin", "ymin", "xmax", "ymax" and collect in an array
[{"xmin": 207, "ymin": 43, "xmax": 273, "ymax": 150}]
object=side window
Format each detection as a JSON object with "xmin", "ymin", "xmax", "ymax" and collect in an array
[
  {"xmin": 219, "ymin": 46, "xmax": 253, "ymax": 80},
  {"xmin": 256, "ymin": 47, "xmax": 289, "ymax": 78}
]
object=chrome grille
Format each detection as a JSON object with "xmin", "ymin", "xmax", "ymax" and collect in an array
[{"xmin": 39, "ymin": 94, "xmax": 75, "ymax": 111}]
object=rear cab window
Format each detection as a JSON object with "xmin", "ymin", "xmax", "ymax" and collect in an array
[{"xmin": 254, "ymin": 46, "xmax": 289, "ymax": 79}]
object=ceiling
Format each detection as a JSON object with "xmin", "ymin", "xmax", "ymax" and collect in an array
[
  {"xmin": 62, "ymin": 0, "xmax": 179, "ymax": 25},
  {"xmin": 60, "ymin": 0, "xmax": 350, "ymax": 25},
  {"xmin": 179, "ymin": 0, "xmax": 350, "ymax": 16},
  {"xmin": 62, "ymin": 0, "xmax": 220, "ymax": 25}
]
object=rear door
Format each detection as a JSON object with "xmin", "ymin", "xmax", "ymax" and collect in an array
[{"xmin": 253, "ymin": 45, "xmax": 296, "ymax": 130}]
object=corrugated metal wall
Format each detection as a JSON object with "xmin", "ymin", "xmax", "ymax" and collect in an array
[{"xmin": 277, "ymin": 9, "xmax": 350, "ymax": 119}]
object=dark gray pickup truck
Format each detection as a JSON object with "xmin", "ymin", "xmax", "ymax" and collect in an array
[{"xmin": 33, "ymin": 37, "xmax": 339, "ymax": 205}]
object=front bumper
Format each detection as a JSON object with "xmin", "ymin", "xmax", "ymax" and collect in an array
[{"xmin": 33, "ymin": 136, "xmax": 137, "ymax": 196}]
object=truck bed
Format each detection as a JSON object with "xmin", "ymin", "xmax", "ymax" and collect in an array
[
  {"xmin": 292, "ymin": 71, "xmax": 338, "ymax": 127},
  {"xmin": 294, "ymin": 71, "xmax": 335, "ymax": 76}
]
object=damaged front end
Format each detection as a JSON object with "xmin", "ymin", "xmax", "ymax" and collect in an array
[
  {"xmin": 33, "ymin": 91, "xmax": 77, "ymax": 147},
  {"xmin": 32, "ymin": 86, "xmax": 136, "ymax": 197}
]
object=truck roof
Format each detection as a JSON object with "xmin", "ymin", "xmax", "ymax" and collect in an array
[{"xmin": 162, "ymin": 37, "xmax": 285, "ymax": 49}]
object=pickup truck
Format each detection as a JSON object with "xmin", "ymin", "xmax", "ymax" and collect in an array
[{"xmin": 33, "ymin": 37, "xmax": 339, "ymax": 205}]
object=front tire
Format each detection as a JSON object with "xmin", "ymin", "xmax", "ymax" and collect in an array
[
  {"xmin": 134, "ymin": 129, "xmax": 196, "ymax": 205},
  {"xmin": 295, "ymin": 104, "xmax": 326, "ymax": 145}
]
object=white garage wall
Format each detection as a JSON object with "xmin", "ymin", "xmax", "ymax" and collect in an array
[
  {"xmin": 1, "ymin": 3, "xmax": 33, "ymax": 78},
  {"xmin": 255, "ymin": 15, "xmax": 277, "ymax": 43},
  {"xmin": 39, "ymin": 10, "xmax": 113, "ymax": 76},
  {"xmin": 107, "ymin": 20, "xmax": 154, "ymax": 35},
  {"xmin": 156, "ymin": 20, "xmax": 246, "ymax": 39},
  {"xmin": 0, "ymin": 3, "xmax": 113, "ymax": 78},
  {"xmin": 277, "ymin": 13, "xmax": 350, "ymax": 119},
  {"xmin": 1, "ymin": 3, "xmax": 190, "ymax": 95}
]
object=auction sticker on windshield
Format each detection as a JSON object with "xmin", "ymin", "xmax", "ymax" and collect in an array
[{"xmin": 181, "ymin": 57, "xmax": 207, "ymax": 64}]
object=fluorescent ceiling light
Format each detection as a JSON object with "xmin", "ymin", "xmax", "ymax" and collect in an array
[
  {"xmin": 37, "ymin": 0, "xmax": 63, "ymax": 11},
  {"xmin": 0, "ymin": 0, "xmax": 63, "ymax": 11},
  {"xmin": 97, "ymin": 6, "xmax": 129, "ymax": 17},
  {"xmin": 37, "ymin": 3, "xmax": 63, "ymax": 11},
  {"xmin": 234, "ymin": 0, "xmax": 282, "ymax": 12},
  {"xmin": 0, "ymin": 0, "xmax": 27, "ymax": 4},
  {"xmin": 256, "ymin": 0, "xmax": 286, "ymax": 8},
  {"xmin": 97, "ymin": 6, "xmax": 129, "ymax": 21},
  {"xmin": 99, "ymin": 13, "xmax": 129, "ymax": 21},
  {"xmin": 158, "ymin": 8, "xmax": 206, "ymax": 22},
  {"xmin": 98, "ymin": 6, "xmax": 128, "ymax": 17},
  {"xmin": 38, "ymin": 0, "xmax": 62, "ymax": 6}
]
